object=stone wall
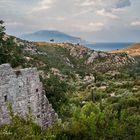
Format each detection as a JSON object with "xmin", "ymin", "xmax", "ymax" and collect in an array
[{"xmin": 0, "ymin": 64, "xmax": 58, "ymax": 128}]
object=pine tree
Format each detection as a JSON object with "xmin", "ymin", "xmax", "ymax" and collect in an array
[{"xmin": 0, "ymin": 20, "xmax": 5, "ymax": 39}]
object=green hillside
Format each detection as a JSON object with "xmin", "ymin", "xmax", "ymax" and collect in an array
[{"xmin": 0, "ymin": 21, "xmax": 140, "ymax": 140}]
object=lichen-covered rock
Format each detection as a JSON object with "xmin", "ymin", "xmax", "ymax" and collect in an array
[
  {"xmin": 83, "ymin": 75, "xmax": 95, "ymax": 83},
  {"xmin": 86, "ymin": 52, "xmax": 99, "ymax": 64},
  {"xmin": 0, "ymin": 64, "xmax": 58, "ymax": 128}
]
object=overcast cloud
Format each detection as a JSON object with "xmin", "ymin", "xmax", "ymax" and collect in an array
[{"xmin": 0, "ymin": 0, "xmax": 140, "ymax": 42}]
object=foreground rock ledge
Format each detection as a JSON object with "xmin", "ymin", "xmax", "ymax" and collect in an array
[{"xmin": 0, "ymin": 64, "xmax": 58, "ymax": 128}]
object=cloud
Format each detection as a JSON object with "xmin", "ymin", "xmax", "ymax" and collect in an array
[
  {"xmin": 96, "ymin": 9, "xmax": 119, "ymax": 19},
  {"xmin": 27, "ymin": 0, "xmax": 131, "ymax": 21},
  {"xmin": 47, "ymin": 16, "xmax": 65, "ymax": 21},
  {"xmin": 114, "ymin": 0, "xmax": 131, "ymax": 9},
  {"xmin": 31, "ymin": 0, "xmax": 53, "ymax": 12},
  {"xmin": 73, "ymin": 22, "xmax": 104, "ymax": 32},
  {"xmin": 78, "ymin": 0, "xmax": 131, "ymax": 9},
  {"xmin": 5, "ymin": 21, "xmax": 23, "ymax": 26},
  {"xmin": 131, "ymin": 21, "xmax": 140, "ymax": 26},
  {"xmin": 80, "ymin": 0, "xmax": 95, "ymax": 7},
  {"xmin": 73, "ymin": 8, "xmax": 93, "ymax": 17},
  {"xmin": 55, "ymin": 16, "xmax": 65, "ymax": 21},
  {"xmin": 112, "ymin": 8, "xmax": 126, "ymax": 13},
  {"xmin": 1, "ymin": 0, "xmax": 139, "ymax": 43},
  {"xmin": 0, "ymin": 0, "xmax": 15, "ymax": 5},
  {"xmin": 0, "ymin": 0, "xmax": 17, "ymax": 9},
  {"xmin": 76, "ymin": 0, "xmax": 131, "ymax": 19}
]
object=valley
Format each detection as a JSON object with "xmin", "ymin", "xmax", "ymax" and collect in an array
[{"xmin": 0, "ymin": 21, "xmax": 140, "ymax": 140}]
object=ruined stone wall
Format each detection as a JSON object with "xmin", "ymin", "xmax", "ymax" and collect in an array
[{"xmin": 0, "ymin": 64, "xmax": 58, "ymax": 128}]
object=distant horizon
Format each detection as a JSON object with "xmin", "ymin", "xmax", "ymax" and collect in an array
[
  {"xmin": 0, "ymin": 0, "xmax": 140, "ymax": 42},
  {"xmin": 6, "ymin": 29, "xmax": 139, "ymax": 44}
]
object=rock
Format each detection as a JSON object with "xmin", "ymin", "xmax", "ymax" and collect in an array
[
  {"xmin": 86, "ymin": 52, "xmax": 99, "ymax": 64},
  {"xmin": 110, "ymin": 93, "xmax": 115, "ymax": 97},
  {"xmin": 0, "ymin": 64, "xmax": 58, "ymax": 128},
  {"xmin": 83, "ymin": 75, "xmax": 95, "ymax": 83},
  {"xmin": 99, "ymin": 86, "xmax": 107, "ymax": 91}
]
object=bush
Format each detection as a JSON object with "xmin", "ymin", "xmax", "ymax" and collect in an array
[{"xmin": 41, "ymin": 75, "xmax": 70, "ymax": 115}]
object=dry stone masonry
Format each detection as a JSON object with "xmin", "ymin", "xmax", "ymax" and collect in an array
[{"xmin": 0, "ymin": 64, "xmax": 58, "ymax": 128}]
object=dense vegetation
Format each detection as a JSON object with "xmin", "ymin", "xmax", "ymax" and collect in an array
[
  {"xmin": 0, "ymin": 21, "xmax": 140, "ymax": 140},
  {"xmin": 0, "ymin": 20, "xmax": 25, "ymax": 67}
]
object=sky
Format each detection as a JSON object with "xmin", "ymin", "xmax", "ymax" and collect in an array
[{"xmin": 0, "ymin": 0, "xmax": 140, "ymax": 42}]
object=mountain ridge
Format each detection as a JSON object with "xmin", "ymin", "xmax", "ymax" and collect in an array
[{"xmin": 21, "ymin": 30, "xmax": 88, "ymax": 44}]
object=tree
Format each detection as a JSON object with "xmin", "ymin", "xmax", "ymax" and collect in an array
[
  {"xmin": 0, "ymin": 20, "xmax": 5, "ymax": 40},
  {"xmin": 41, "ymin": 75, "xmax": 69, "ymax": 115},
  {"xmin": 0, "ymin": 20, "xmax": 25, "ymax": 67}
]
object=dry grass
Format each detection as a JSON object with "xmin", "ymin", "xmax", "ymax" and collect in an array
[{"xmin": 110, "ymin": 43, "xmax": 140, "ymax": 56}]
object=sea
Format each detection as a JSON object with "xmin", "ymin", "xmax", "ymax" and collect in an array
[{"xmin": 85, "ymin": 42, "xmax": 136, "ymax": 52}]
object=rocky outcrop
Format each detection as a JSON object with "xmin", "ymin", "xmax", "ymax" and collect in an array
[
  {"xmin": 90, "ymin": 53, "xmax": 137, "ymax": 72},
  {"xmin": 34, "ymin": 42, "xmax": 137, "ymax": 73},
  {"xmin": 7, "ymin": 36, "xmax": 137, "ymax": 75},
  {"xmin": 0, "ymin": 64, "xmax": 58, "ymax": 128},
  {"xmin": 59, "ymin": 43, "xmax": 137, "ymax": 72}
]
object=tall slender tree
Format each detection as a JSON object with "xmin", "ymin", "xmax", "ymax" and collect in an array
[
  {"xmin": 0, "ymin": 20, "xmax": 6, "ymax": 64},
  {"xmin": 0, "ymin": 20, "xmax": 5, "ymax": 40}
]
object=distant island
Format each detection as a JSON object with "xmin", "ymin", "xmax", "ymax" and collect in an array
[{"xmin": 21, "ymin": 30, "xmax": 137, "ymax": 51}]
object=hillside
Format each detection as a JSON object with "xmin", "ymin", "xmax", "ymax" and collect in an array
[
  {"xmin": 7, "ymin": 36, "xmax": 137, "ymax": 77},
  {"xmin": 21, "ymin": 30, "xmax": 87, "ymax": 44},
  {"xmin": 0, "ymin": 32, "xmax": 140, "ymax": 139},
  {"xmin": 33, "ymin": 42, "xmax": 137, "ymax": 75},
  {"xmin": 111, "ymin": 43, "xmax": 140, "ymax": 57}
]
